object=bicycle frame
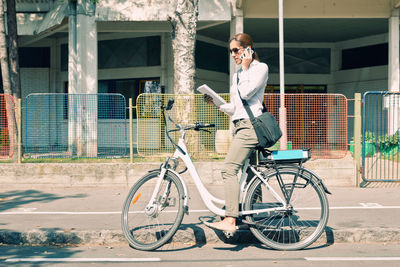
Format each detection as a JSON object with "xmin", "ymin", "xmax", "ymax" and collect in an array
[{"xmin": 146, "ymin": 129, "xmax": 288, "ymax": 218}]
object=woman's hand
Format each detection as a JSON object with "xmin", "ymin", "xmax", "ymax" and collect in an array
[
  {"xmin": 241, "ymin": 48, "xmax": 252, "ymax": 70},
  {"xmin": 204, "ymin": 94, "xmax": 216, "ymax": 106}
]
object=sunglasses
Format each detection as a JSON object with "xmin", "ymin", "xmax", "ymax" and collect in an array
[{"xmin": 229, "ymin": 47, "xmax": 242, "ymax": 54}]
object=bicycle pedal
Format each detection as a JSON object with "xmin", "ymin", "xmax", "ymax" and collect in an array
[{"xmin": 223, "ymin": 231, "xmax": 235, "ymax": 238}]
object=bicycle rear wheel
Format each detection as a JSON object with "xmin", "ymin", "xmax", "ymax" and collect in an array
[
  {"xmin": 121, "ymin": 170, "xmax": 184, "ymax": 250},
  {"xmin": 243, "ymin": 167, "xmax": 329, "ymax": 250}
]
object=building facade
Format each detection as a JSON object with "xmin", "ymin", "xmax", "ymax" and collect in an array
[
  {"xmin": 3, "ymin": 0, "xmax": 400, "ymax": 148},
  {"xmin": 10, "ymin": 0, "xmax": 400, "ymax": 97}
]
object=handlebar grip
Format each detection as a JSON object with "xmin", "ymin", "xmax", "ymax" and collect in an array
[{"xmin": 203, "ymin": 123, "xmax": 215, "ymax": 128}]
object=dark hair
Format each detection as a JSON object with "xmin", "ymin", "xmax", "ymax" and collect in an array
[{"xmin": 229, "ymin": 33, "xmax": 260, "ymax": 61}]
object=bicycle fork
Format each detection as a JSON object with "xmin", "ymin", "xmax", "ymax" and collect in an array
[{"xmin": 144, "ymin": 160, "xmax": 190, "ymax": 217}]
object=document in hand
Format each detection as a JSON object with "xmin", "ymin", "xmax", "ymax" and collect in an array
[{"xmin": 197, "ymin": 84, "xmax": 227, "ymax": 107}]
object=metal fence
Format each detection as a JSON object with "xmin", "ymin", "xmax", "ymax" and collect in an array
[
  {"xmin": 23, "ymin": 93, "xmax": 127, "ymax": 158},
  {"xmin": 362, "ymin": 92, "xmax": 400, "ymax": 182},
  {"xmin": 264, "ymin": 94, "xmax": 348, "ymax": 158},
  {"xmin": 136, "ymin": 93, "xmax": 348, "ymax": 159},
  {"xmin": 136, "ymin": 93, "xmax": 230, "ymax": 158},
  {"xmin": 0, "ymin": 94, "xmax": 15, "ymax": 159},
  {"xmin": 21, "ymin": 92, "xmax": 348, "ymax": 160}
]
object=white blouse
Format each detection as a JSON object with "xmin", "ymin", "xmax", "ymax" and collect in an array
[{"xmin": 219, "ymin": 60, "xmax": 269, "ymax": 122}]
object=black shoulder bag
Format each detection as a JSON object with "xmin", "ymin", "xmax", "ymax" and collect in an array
[{"xmin": 236, "ymin": 74, "xmax": 282, "ymax": 148}]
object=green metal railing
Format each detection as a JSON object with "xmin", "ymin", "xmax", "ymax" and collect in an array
[{"xmin": 362, "ymin": 91, "xmax": 400, "ymax": 182}]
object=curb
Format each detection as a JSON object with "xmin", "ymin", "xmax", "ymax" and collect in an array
[{"xmin": 1, "ymin": 227, "xmax": 399, "ymax": 247}]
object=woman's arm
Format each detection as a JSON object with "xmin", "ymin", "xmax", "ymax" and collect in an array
[{"xmin": 219, "ymin": 102, "xmax": 235, "ymax": 116}]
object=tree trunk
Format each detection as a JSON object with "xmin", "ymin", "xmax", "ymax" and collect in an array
[
  {"xmin": 0, "ymin": 0, "xmax": 10, "ymax": 94},
  {"xmin": 172, "ymin": 0, "xmax": 198, "ymax": 95},
  {"xmin": 6, "ymin": 0, "xmax": 19, "ymax": 161},
  {"xmin": 0, "ymin": 0, "xmax": 16, "ymax": 160},
  {"xmin": 171, "ymin": 0, "xmax": 203, "ymax": 157},
  {"xmin": 6, "ymin": 0, "xmax": 21, "ymax": 100}
]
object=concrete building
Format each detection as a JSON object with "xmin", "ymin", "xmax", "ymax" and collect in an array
[
  {"xmin": 10, "ymin": 0, "xmax": 399, "ymax": 95},
  {"xmin": 3, "ymin": 0, "xmax": 400, "ymax": 150}
]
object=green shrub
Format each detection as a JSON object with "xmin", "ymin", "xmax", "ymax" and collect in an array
[{"xmin": 377, "ymin": 131, "xmax": 400, "ymax": 149}]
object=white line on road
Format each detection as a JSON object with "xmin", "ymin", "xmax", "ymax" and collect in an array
[
  {"xmin": 305, "ymin": 257, "xmax": 400, "ymax": 261},
  {"xmin": 0, "ymin": 211, "xmax": 123, "ymax": 215},
  {"xmin": 329, "ymin": 206, "xmax": 400, "ymax": 210},
  {"xmin": 5, "ymin": 257, "xmax": 161, "ymax": 263},
  {"xmin": 1, "ymin": 206, "xmax": 400, "ymax": 215}
]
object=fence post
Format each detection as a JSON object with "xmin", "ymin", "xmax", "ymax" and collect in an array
[
  {"xmin": 354, "ymin": 93, "xmax": 362, "ymax": 186},
  {"xmin": 129, "ymin": 98, "xmax": 133, "ymax": 163},
  {"xmin": 17, "ymin": 98, "xmax": 22, "ymax": 163}
]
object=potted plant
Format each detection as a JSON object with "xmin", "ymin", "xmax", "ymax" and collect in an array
[
  {"xmin": 349, "ymin": 131, "xmax": 376, "ymax": 157},
  {"xmin": 377, "ymin": 131, "xmax": 400, "ymax": 156}
]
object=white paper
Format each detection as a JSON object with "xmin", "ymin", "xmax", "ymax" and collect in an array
[{"xmin": 197, "ymin": 84, "xmax": 227, "ymax": 107}]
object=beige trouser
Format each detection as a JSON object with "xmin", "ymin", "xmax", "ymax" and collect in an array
[{"xmin": 222, "ymin": 119, "xmax": 258, "ymax": 218}]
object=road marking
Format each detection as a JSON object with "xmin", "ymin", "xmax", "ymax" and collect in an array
[
  {"xmin": 0, "ymin": 210, "xmax": 209, "ymax": 215},
  {"xmin": 1, "ymin": 206, "xmax": 400, "ymax": 215},
  {"xmin": 0, "ymin": 211, "xmax": 122, "ymax": 215},
  {"xmin": 360, "ymin": 202, "xmax": 382, "ymax": 207},
  {"xmin": 330, "ymin": 205, "xmax": 400, "ymax": 210},
  {"xmin": 5, "ymin": 257, "xmax": 161, "ymax": 263},
  {"xmin": 305, "ymin": 257, "xmax": 400, "ymax": 261}
]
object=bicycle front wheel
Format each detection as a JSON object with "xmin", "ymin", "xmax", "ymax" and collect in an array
[
  {"xmin": 121, "ymin": 170, "xmax": 185, "ymax": 250},
  {"xmin": 243, "ymin": 167, "xmax": 329, "ymax": 250}
]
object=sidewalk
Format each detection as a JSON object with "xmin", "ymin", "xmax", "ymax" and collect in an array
[{"xmin": 1, "ymin": 184, "xmax": 399, "ymax": 247}]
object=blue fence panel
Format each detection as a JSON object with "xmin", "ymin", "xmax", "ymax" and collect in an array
[
  {"xmin": 362, "ymin": 91, "xmax": 400, "ymax": 182},
  {"xmin": 23, "ymin": 93, "xmax": 127, "ymax": 158}
]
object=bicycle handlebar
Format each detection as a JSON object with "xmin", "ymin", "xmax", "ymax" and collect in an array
[
  {"xmin": 161, "ymin": 99, "xmax": 215, "ymax": 153},
  {"xmin": 184, "ymin": 122, "xmax": 215, "ymax": 131}
]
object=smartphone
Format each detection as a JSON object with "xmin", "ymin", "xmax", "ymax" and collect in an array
[{"xmin": 240, "ymin": 47, "xmax": 254, "ymax": 60}]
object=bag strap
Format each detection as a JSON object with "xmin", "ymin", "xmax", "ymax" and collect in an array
[{"xmin": 236, "ymin": 72, "xmax": 263, "ymax": 121}]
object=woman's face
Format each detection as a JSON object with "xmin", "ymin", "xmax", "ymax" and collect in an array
[{"xmin": 229, "ymin": 40, "xmax": 244, "ymax": 65}]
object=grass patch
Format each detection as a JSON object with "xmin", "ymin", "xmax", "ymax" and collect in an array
[
  {"xmin": 3, "ymin": 155, "xmax": 225, "ymax": 163},
  {"xmin": 20, "ymin": 156, "xmax": 159, "ymax": 163}
]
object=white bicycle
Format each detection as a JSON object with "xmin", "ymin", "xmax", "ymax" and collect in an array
[{"xmin": 121, "ymin": 99, "xmax": 331, "ymax": 251}]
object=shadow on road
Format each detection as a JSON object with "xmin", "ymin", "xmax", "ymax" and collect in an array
[
  {"xmin": 0, "ymin": 190, "xmax": 87, "ymax": 212},
  {"xmin": 0, "ymin": 245, "xmax": 83, "ymax": 266}
]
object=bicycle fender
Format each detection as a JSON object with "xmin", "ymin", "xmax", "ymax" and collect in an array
[
  {"xmin": 298, "ymin": 167, "xmax": 332, "ymax": 195},
  {"xmin": 147, "ymin": 168, "xmax": 190, "ymax": 214},
  {"xmin": 255, "ymin": 165, "xmax": 332, "ymax": 195}
]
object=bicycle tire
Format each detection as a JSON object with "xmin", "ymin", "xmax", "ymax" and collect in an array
[
  {"xmin": 121, "ymin": 170, "xmax": 185, "ymax": 250},
  {"xmin": 243, "ymin": 167, "xmax": 329, "ymax": 250}
]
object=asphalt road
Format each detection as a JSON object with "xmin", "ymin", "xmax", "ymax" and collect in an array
[{"xmin": 1, "ymin": 243, "xmax": 400, "ymax": 267}]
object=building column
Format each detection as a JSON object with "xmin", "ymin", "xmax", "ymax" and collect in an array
[
  {"xmin": 76, "ymin": 13, "xmax": 98, "ymax": 95},
  {"xmin": 229, "ymin": 8, "xmax": 243, "ymax": 88},
  {"xmin": 388, "ymin": 8, "xmax": 399, "ymax": 135},
  {"xmin": 67, "ymin": 0, "xmax": 98, "ymax": 157},
  {"xmin": 76, "ymin": 7, "xmax": 98, "ymax": 156},
  {"xmin": 388, "ymin": 9, "xmax": 399, "ymax": 92}
]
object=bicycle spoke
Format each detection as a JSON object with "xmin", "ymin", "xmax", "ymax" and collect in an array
[
  {"xmin": 121, "ymin": 171, "xmax": 184, "ymax": 250},
  {"xmin": 244, "ymin": 168, "xmax": 329, "ymax": 250}
]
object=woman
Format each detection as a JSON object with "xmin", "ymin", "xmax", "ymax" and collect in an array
[{"xmin": 204, "ymin": 33, "xmax": 269, "ymax": 233}]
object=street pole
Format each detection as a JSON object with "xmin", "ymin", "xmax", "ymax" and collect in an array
[{"xmin": 278, "ymin": 0, "xmax": 287, "ymax": 149}]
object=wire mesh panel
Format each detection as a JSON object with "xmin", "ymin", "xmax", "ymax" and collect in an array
[
  {"xmin": 264, "ymin": 94, "xmax": 348, "ymax": 159},
  {"xmin": 24, "ymin": 93, "xmax": 126, "ymax": 158},
  {"xmin": 362, "ymin": 92, "xmax": 400, "ymax": 182},
  {"xmin": 136, "ymin": 93, "xmax": 347, "ymax": 159},
  {"xmin": 0, "ymin": 94, "xmax": 15, "ymax": 159},
  {"xmin": 136, "ymin": 93, "xmax": 230, "ymax": 158}
]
